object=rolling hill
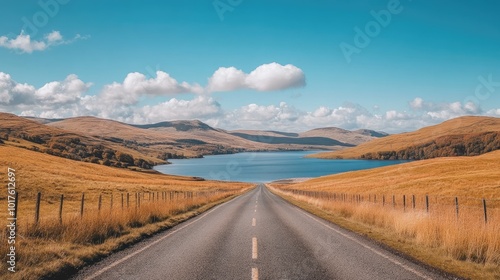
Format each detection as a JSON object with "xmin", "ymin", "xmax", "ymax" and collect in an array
[
  {"xmin": 0, "ymin": 113, "xmax": 164, "ymax": 169},
  {"xmin": 278, "ymin": 149, "xmax": 500, "ymax": 198},
  {"xmin": 43, "ymin": 116, "xmax": 387, "ymax": 157},
  {"xmin": 1, "ymin": 113, "xmax": 386, "ymax": 170},
  {"xmin": 228, "ymin": 127, "xmax": 385, "ymax": 147},
  {"xmin": 311, "ymin": 116, "xmax": 500, "ymax": 160}
]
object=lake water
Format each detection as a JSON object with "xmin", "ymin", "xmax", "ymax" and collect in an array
[{"xmin": 154, "ymin": 151, "xmax": 409, "ymax": 183}]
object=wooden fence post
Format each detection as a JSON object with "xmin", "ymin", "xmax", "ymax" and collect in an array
[
  {"xmin": 98, "ymin": 194, "xmax": 102, "ymax": 212},
  {"xmin": 80, "ymin": 193, "xmax": 85, "ymax": 218},
  {"xmin": 59, "ymin": 194, "xmax": 64, "ymax": 223},
  {"xmin": 412, "ymin": 195, "xmax": 415, "ymax": 209},
  {"xmin": 127, "ymin": 193, "xmax": 130, "ymax": 208},
  {"xmin": 35, "ymin": 192, "xmax": 41, "ymax": 225},
  {"xmin": 483, "ymin": 199, "xmax": 488, "ymax": 224},
  {"xmin": 382, "ymin": 195, "xmax": 385, "ymax": 206},
  {"xmin": 121, "ymin": 193, "xmax": 124, "ymax": 210},
  {"xmin": 455, "ymin": 197, "xmax": 459, "ymax": 218},
  {"xmin": 426, "ymin": 195, "xmax": 429, "ymax": 213},
  {"xmin": 403, "ymin": 195, "xmax": 406, "ymax": 211},
  {"xmin": 110, "ymin": 193, "xmax": 113, "ymax": 210}
]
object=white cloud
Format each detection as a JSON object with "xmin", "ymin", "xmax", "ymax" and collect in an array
[
  {"xmin": 100, "ymin": 71, "xmax": 203, "ymax": 106},
  {"xmin": 207, "ymin": 62, "xmax": 305, "ymax": 92},
  {"xmin": 0, "ymin": 72, "xmax": 91, "ymax": 117},
  {"xmin": 246, "ymin": 63, "xmax": 305, "ymax": 91},
  {"xmin": 0, "ymin": 31, "xmax": 87, "ymax": 53},
  {"xmin": 36, "ymin": 74, "xmax": 92, "ymax": 106},
  {"xmin": 137, "ymin": 96, "xmax": 222, "ymax": 124},
  {"xmin": 45, "ymin": 31, "xmax": 63, "ymax": 43},
  {"xmin": 207, "ymin": 67, "xmax": 247, "ymax": 92},
  {"xmin": 409, "ymin": 97, "xmax": 423, "ymax": 109},
  {"xmin": 2, "ymin": 70, "xmax": 498, "ymax": 134},
  {"xmin": 0, "ymin": 72, "xmax": 36, "ymax": 105},
  {"xmin": 486, "ymin": 108, "xmax": 500, "ymax": 116}
]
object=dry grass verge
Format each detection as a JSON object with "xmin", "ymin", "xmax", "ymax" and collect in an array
[
  {"xmin": 269, "ymin": 187, "xmax": 500, "ymax": 279},
  {"xmin": 0, "ymin": 145, "xmax": 253, "ymax": 279}
]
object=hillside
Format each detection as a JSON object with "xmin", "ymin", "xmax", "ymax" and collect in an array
[
  {"xmin": 0, "ymin": 113, "xmax": 164, "ymax": 169},
  {"xmin": 0, "ymin": 144, "xmax": 251, "ymax": 280},
  {"xmin": 1, "ymin": 112, "xmax": 386, "ymax": 170},
  {"xmin": 299, "ymin": 127, "xmax": 386, "ymax": 145},
  {"xmin": 229, "ymin": 127, "xmax": 384, "ymax": 147},
  {"xmin": 45, "ymin": 116, "xmax": 385, "ymax": 158},
  {"xmin": 311, "ymin": 116, "xmax": 500, "ymax": 160},
  {"xmin": 274, "ymin": 149, "xmax": 500, "ymax": 198},
  {"xmin": 47, "ymin": 118, "xmax": 287, "ymax": 159}
]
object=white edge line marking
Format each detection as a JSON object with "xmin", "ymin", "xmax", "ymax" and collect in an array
[
  {"xmin": 83, "ymin": 192, "xmax": 249, "ymax": 280},
  {"xmin": 251, "ymin": 267, "xmax": 259, "ymax": 280},
  {"xmin": 252, "ymin": 237, "xmax": 258, "ymax": 259},
  {"xmin": 263, "ymin": 186, "xmax": 433, "ymax": 280}
]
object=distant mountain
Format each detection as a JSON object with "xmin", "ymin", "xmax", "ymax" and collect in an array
[
  {"xmin": 353, "ymin": 129, "xmax": 389, "ymax": 138},
  {"xmin": 228, "ymin": 127, "xmax": 386, "ymax": 147},
  {"xmin": 311, "ymin": 116, "xmax": 500, "ymax": 160},
  {"xmin": 299, "ymin": 127, "xmax": 385, "ymax": 146},
  {"xmin": 133, "ymin": 120, "xmax": 217, "ymax": 132},
  {"xmin": 1, "ymin": 112, "xmax": 388, "ymax": 169}
]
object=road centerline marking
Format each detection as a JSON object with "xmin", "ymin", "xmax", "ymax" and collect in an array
[
  {"xmin": 251, "ymin": 267, "xmax": 259, "ymax": 280},
  {"xmin": 252, "ymin": 218, "xmax": 256, "ymax": 226},
  {"xmin": 252, "ymin": 237, "xmax": 258, "ymax": 259}
]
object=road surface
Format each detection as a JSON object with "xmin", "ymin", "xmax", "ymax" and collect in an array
[{"xmin": 72, "ymin": 184, "xmax": 453, "ymax": 280}]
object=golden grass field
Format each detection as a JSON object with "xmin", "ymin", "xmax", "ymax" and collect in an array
[
  {"xmin": 0, "ymin": 145, "xmax": 253, "ymax": 280},
  {"xmin": 312, "ymin": 116, "xmax": 500, "ymax": 159},
  {"xmin": 270, "ymin": 150, "xmax": 500, "ymax": 279}
]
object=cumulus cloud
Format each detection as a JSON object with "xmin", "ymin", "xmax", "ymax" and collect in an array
[
  {"xmin": 36, "ymin": 74, "xmax": 92, "ymax": 106},
  {"xmin": 137, "ymin": 96, "xmax": 222, "ymax": 123},
  {"xmin": 207, "ymin": 67, "xmax": 247, "ymax": 92},
  {"xmin": 0, "ymin": 31, "xmax": 87, "ymax": 53},
  {"xmin": 101, "ymin": 71, "xmax": 204, "ymax": 106},
  {"xmin": 2, "ymin": 70, "xmax": 498, "ymax": 133},
  {"xmin": 223, "ymin": 102, "xmax": 301, "ymax": 130},
  {"xmin": 207, "ymin": 63, "xmax": 305, "ymax": 92},
  {"xmin": 0, "ymin": 72, "xmax": 91, "ymax": 108},
  {"xmin": 409, "ymin": 97, "xmax": 481, "ymax": 120},
  {"xmin": 0, "ymin": 72, "xmax": 36, "ymax": 105}
]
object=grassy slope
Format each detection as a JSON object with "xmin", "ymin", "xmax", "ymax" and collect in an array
[
  {"xmin": 47, "ymin": 116, "xmax": 337, "ymax": 156},
  {"xmin": 0, "ymin": 145, "xmax": 252, "ymax": 279},
  {"xmin": 0, "ymin": 112, "xmax": 164, "ymax": 165},
  {"xmin": 284, "ymin": 150, "xmax": 500, "ymax": 199},
  {"xmin": 311, "ymin": 116, "xmax": 500, "ymax": 159},
  {"xmin": 270, "ymin": 151, "xmax": 500, "ymax": 279},
  {"xmin": 0, "ymin": 145, "xmax": 249, "ymax": 199}
]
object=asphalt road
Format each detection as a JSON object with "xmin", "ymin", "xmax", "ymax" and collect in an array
[{"xmin": 72, "ymin": 184, "xmax": 452, "ymax": 280}]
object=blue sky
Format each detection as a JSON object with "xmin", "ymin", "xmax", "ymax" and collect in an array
[{"xmin": 1, "ymin": 0, "xmax": 499, "ymax": 132}]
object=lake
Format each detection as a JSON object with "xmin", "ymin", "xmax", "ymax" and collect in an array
[{"xmin": 154, "ymin": 151, "xmax": 409, "ymax": 183}]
